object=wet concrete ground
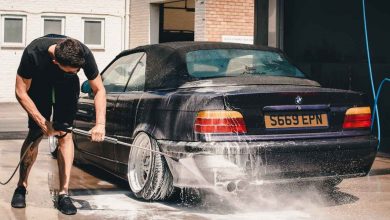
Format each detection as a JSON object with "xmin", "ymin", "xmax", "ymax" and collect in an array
[
  {"xmin": 0, "ymin": 103, "xmax": 28, "ymax": 140},
  {"xmin": 1, "ymin": 103, "xmax": 389, "ymax": 219},
  {"xmin": 1, "ymin": 139, "xmax": 390, "ymax": 220}
]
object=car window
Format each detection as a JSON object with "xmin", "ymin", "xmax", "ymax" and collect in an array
[
  {"xmin": 125, "ymin": 54, "xmax": 146, "ymax": 92},
  {"xmin": 186, "ymin": 49, "xmax": 305, "ymax": 79},
  {"xmin": 102, "ymin": 52, "xmax": 144, "ymax": 93}
]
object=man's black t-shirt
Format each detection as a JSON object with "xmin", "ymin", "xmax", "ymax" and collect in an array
[
  {"xmin": 17, "ymin": 34, "xmax": 99, "ymax": 82},
  {"xmin": 16, "ymin": 34, "xmax": 99, "ymax": 129}
]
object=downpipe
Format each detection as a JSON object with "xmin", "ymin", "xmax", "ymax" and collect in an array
[{"xmin": 362, "ymin": 0, "xmax": 389, "ymax": 151}]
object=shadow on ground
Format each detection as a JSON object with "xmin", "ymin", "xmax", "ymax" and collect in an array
[{"xmin": 160, "ymin": 184, "xmax": 359, "ymax": 215}]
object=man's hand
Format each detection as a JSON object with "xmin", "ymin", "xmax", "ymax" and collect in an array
[
  {"xmin": 89, "ymin": 74, "xmax": 106, "ymax": 142},
  {"xmin": 37, "ymin": 118, "xmax": 60, "ymax": 136},
  {"xmin": 89, "ymin": 124, "xmax": 105, "ymax": 142}
]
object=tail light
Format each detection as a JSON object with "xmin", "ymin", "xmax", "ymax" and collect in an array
[
  {"xmin": 195, "ymin": 110, "xmax": 247, "ymax": 134},
  {"xmin": 343, "ymin": 107, "xmax": 371, "ymax": 129}
]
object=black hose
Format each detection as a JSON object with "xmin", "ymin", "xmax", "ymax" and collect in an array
[{"xmin": 0, "ymin": 131, "xmax": 43, "ymax": 185}]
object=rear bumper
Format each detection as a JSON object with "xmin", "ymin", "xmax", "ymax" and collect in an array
[{"xmin": 158, "ymin": 135, "xmax": 378, "ymax": 188}]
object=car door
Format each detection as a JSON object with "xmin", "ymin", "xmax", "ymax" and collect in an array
[
  {"xmin": 114, "ymin": 53, "xmax": 147, "ymax": 176},
  {"xmin": 75, "ymin": 52, "xmax": 144, "ymax": 172}
]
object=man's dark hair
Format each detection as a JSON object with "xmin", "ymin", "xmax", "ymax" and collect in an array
[{"xmin": 54, "ymin": 38, "xmax": 85, "ymax": 68}]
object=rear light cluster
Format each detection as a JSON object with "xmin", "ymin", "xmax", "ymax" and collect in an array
[
  {"xmin": 194, "ymin": 110, "xmax": 247, "ymax": 134},
  {"xmin": 343, "ymin": 107, "xmax": 371, "ymax": 129}
]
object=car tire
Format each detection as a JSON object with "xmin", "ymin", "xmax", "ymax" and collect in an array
[
  {"xmin": 127, "ymin": 132, "xmax": 174, "ymax": 200},
  {"xmin": 48, "ymin": 136, "xmax": 58, "ymax": 158}
]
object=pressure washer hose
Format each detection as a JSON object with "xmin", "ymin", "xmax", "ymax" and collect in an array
[
  {"xmin": 0, "ymin": 147, "xmax": 32, "ymax": 186},
  {"xmin": 0, "ymin": 145, "xmax": 31, "ymax": 185},
  {"xmin": 0, "ymin": 133, "xmax": 42, "ymax": 185},
  {"xmin": 362, "ymin": 0, "xmax": 390, "ymax": 150}
]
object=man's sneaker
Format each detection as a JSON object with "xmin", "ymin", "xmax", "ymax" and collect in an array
[
  {"xmin": 11, "ymin": 186, "xmax": 26, "ymax": 208},
  {"xmin": 57, "ymin": 194, "xmax": 77, "ymax": 215}
]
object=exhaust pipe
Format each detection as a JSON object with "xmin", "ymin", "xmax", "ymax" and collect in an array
[
  {"xmin": 226, "ymin": 181, "xmax": 237, "ymax": 192},
  {"xmin": 236, "ymin": 180, "xmax": 249, "ymax": 191},
  {"xmin": 215, "ymin": 180, "xmax": 249, "ymax": 192},
  {"xmin": 216, "ymin": 181, "xmax": 237, "ymax": 192}
]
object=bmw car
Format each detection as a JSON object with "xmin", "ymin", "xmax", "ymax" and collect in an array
[{"xmin": 49, "ymin": 42, "xmax": 378, "ymax": 201}]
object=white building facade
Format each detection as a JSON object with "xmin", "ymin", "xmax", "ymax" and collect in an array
[{"xmin": 0, "ymin": 0, "xmax": 130, "ymax": 102}]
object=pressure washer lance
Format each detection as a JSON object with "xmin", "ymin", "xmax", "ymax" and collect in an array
[
  {"xmin": 69, "ymin": 127, "xmax": 180, "ymax": 162},
  {"xmin": 0, "ymin": 127, "xmax": 180, "ymax": 186}
]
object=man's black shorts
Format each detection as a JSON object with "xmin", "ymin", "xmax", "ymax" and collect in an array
[{"xmin": 28, "ymin": 74, "xmax": 80, "ymax": 130}]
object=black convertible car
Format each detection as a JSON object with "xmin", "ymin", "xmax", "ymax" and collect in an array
[{"xmin": 49, "ymin": 42, "xmax": 378, "ymax": 201}]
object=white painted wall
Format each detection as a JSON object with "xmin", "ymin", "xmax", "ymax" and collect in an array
[{"xmin": 0, "ymin": 0, "xmax": 128, "ymax": 102}]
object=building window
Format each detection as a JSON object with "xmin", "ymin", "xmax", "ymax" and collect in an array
[
  {"xmin": 43, "ymin": 17, "xmax": 65, "ymax": 35},
  {"xmin": 83, "ymin": 18, "xmax": 104, "ymax": 49},
  {"xmin": 1, "ymin": 15, "xmax": 26, "ymax": 47}
]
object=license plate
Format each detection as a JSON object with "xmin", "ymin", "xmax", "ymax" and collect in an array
[{"xmin": 264, "ymin": 113, "xmax": 328, "ymax": 129}]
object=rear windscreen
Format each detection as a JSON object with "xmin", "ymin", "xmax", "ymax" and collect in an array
[{"xmin": 186, "ymin": 49, "xmax": 305, "ymax": 79}]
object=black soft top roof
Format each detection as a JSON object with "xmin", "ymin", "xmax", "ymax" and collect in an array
[
  {"xmin": 119, "ymin": 41, "xmax": 280, "ymax": 57},
  {"xmin": 117, "ymin": 42, "xmax": 282, "ymax": 90}
]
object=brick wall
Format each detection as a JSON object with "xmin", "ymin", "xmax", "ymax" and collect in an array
[
  {"xmin": 199, "ymin": 0, "xmax": 254, "ymax": 42},
  {"xmin": 132, "ymin": 0, "xmax": 254, "ymax": 45},
  {"xmin": 130, "ymin": 0, "xmax": 152, "ymax": 48},
  {"xmin": 0, "ymin": 0, "xmax": 126, "ymax": 102}
]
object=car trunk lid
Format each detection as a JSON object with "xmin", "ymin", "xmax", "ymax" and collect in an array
[
  {"xmin": 222, "ymin": 85, "xmax": 366, "ymax": 135},
  {"xmin": 179, "ymin": 75, "xmax": 321, "ymax": 89}
]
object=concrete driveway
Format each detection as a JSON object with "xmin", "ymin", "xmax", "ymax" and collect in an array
[
  {"xmin": 0, "ymin": 139, "xmax": 390, "ymax": 220},
  {"xmin": 1, "ymin": 103, "xmax": 390, "ymax": 219}
]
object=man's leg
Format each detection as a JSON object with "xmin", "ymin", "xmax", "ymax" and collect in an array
[
  {"xmin": 12, "ymin": 80, "xmax": 52, "ymax": 208},
  {"xmin": 17, "ymin": 86, "xmax": 51, "ymax": 189},
  {"xmin": 56, "ymin": 132, "xmax": 74, "ymax": 194},
  {"xmin": 55, "ymin": 132, "xmax": 77, "ymax": 215},
  {"xmin": 52, "ymin": 74, "xmax": 79, "ymax": 215},
  {"xmin": 17, "ymin": 129, "xmax": 44, "ymax": 187},
  {"xmin": 12, "ymin": 129, "xmax": 43, "ymax": 208}
]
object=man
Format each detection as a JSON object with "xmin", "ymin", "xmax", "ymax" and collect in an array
[{"xmin": 12, "ymin": 34, "xmax": 106, "ymax": 215}]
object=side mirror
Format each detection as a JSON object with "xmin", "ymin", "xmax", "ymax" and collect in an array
[{"xmin": 81, "ymin": 80, "xmax": 92, "ymax": 94}]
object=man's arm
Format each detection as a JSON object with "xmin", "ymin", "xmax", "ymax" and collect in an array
[
  {"xmin": 15, "ymin": 74, "xmax": 57, "ymax": 136},
  {"xmin": 88, "ymin": 74, "xmax": 106, "ymax": 142}
]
